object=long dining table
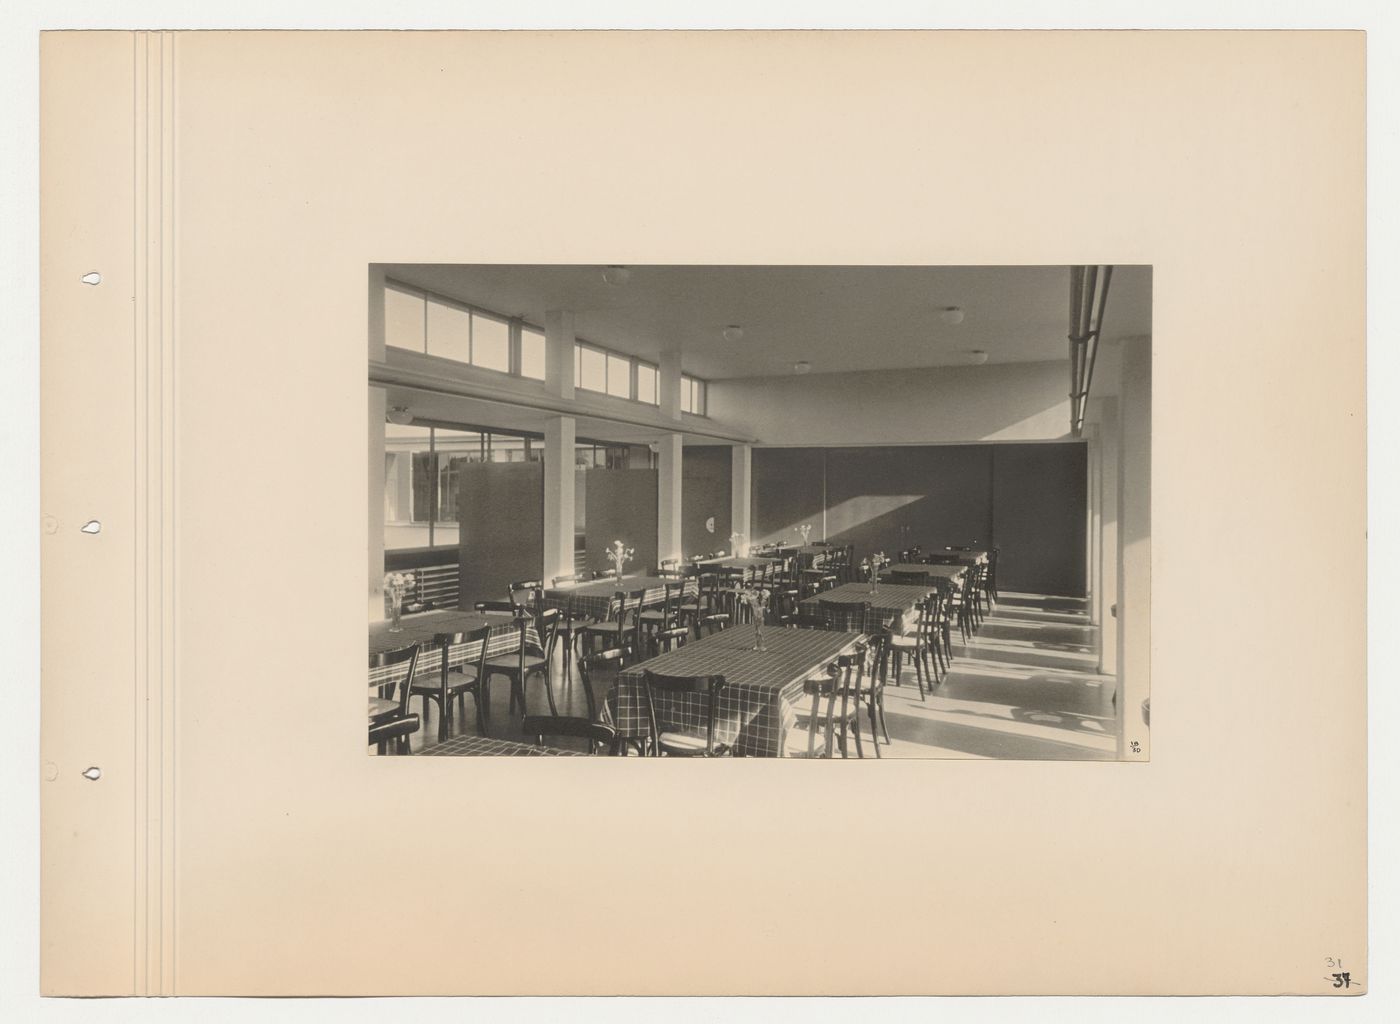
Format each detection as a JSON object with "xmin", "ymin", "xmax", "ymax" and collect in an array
[
  {"xmin": 880, "ymin": 563, "xmax": 968, "ymax": 584},
  {"xmin": 603, "ymin": 625, "xmax": 861, "ymax": 757},
  {"xmin": 798, "ymin": 581, "xmax": 935, "ymax": 633},
  {"xmin": 920, "ymin": 548, "xmax": 989, "ymax": 566},
  {"xmin": 368, "ymin": 609, "xmax": 536, "ymax": 692},
  {"xmin": 540, "ymin": 574, "xmax": 698, "ymax": 620}
]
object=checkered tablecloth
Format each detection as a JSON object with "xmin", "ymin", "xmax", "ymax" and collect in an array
[
  {"xmin": 799, "ymin": 583, "xmax": 933, "ymax": 633},
  {"xmin": 881, "ymin": 563, "xmax": 967, "ymax": 583},
  {"xmin": 604, "ymin": 625, "xmax": 860, "ymax": 757},
  {"xmin": 693, "ymin": 556, "xmax": 779, "ymax": 579},
  {"xmin": 541, "ymin": 576, "xmax": 698, "ymax": 620},
  {"xmin": 368, "ymin": 611, "xmax": 537, "ymax": 690},
  {"xmin": 418, "ymin": 735, "xmax": 580, "ymax": 757}
]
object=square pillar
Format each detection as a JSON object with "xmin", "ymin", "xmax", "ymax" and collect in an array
[
  {"xmin": 659, "ymin": 348, "xmax": 683, "ymax": 422},
  {"xmin": 1116, "ymin": 343, "xmax": 1151, "ymax": 759},
  {"xmin": 656, "ymin": 433, "xmax": 684, "ymax": 566},
  {"xmin": 731, "ymin": 445, "xmax": 752, "ymax": 546},
  {"xmin": 1098, "ymin": 398, "xmax": 1120, "ymax": 675},
  {"xmin": 543, "ymin": 416, "xmax": 577, "ymax": 583},
  {"xmin": 545, "ymin": 309, "xmax": 576, "ymax": 401}
]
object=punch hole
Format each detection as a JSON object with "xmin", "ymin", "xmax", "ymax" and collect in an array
[
  {"xmin": 82, "ymin": 767, "xmax": 102, "ymax": 781},
  {"xmin": 81, "ymin": 271, "xmax": 102, "ymax": 285},
  {"xmin": 81, "ymin": 520, "xmax": 101, "ymax": 534},
  {"xmin": 43, "ymin": 762, "xmax": 59, "ymax": 782},
  {"xmin": 43, "ymin": 515, "xmax": 59, "ymax": 535}
]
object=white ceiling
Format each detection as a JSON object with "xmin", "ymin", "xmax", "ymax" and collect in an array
[{"xmin": 380, "ymin": 264, "xmax": 1151, "ymax": 380}]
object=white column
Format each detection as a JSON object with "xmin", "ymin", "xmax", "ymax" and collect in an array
[
  {"xmin": 544, "ymin": 309, "xmax": 576, "ymax": 400},
  {"xmin": 542, "ymin": 416, "xmax": 577, "ymax": 584},
  {"xmin": 368, "ymin": 266, "xmax": 388, "ymax": 621},
  {"xmin": 659, "ymin": 348, "xmax": 683, "ymax": 422},
  {"xmin": 1116, "ymin": 342, "xmax": 1151, "ymax": 759},
  {"xmin": 731, "ymin": 444, "xmax": 752, "ymax": 546},
  {"xmin": 657, "ymin": 433, "xmax": 684, "ymax": 565},
  {"xmin": 1098, "ymin": 398, "xmax": 1120, "ymax": 675}
]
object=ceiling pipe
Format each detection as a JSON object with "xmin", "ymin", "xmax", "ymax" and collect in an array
[{"xmin": 1068, "ymin": 265, "xmax": 1114, "ymax": 437}]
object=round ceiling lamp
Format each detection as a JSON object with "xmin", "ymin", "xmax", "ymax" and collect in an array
[
  {"xmin": 793, "ymin": 361, "xmax": 812, "ymax": 375},
  {"xmin": 386, "ymin": 406, "xmax": 414, "ymax": 425},
  {"xmin": 940, "ymin": 306, "xmax": 966, "ymax": 325},
  {"xmin": 722, "ymin": 325, "xmax": 745, "ymax": 343},
  {"xmin": 963, "ymin": 350, "xmax": 989, "ymax": 365},
  {"xmin": 601, "ymin": 265, "xmax": 632, "ymax": 286}
]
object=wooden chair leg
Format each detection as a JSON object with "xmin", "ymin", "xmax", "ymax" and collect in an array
[
  {"xmin": 537, "ymin": 668, "xmax": 559, "ymax": 717},
  {"xmin": 851, "ymin": 713, "xmax": 864, "ymax": 758}
]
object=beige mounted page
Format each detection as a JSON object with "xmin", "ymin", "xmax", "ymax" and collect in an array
[{"xmin": 39, "ymin": 30, "xmax": 1365, "ymax": 995}]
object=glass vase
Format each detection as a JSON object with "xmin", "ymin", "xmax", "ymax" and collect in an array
[{"xmin": 388, "ymin": 585, "xmax": 405, "ymax": 632}]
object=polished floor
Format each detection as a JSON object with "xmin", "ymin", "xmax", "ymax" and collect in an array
[{"xmin": 392, "ymin": 591, "xmax": 1119, "ymax": 759}]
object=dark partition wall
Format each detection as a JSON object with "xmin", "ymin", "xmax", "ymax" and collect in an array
[
  {"xmin": 751, "ymin": 441, "xmax": 1088, "ymax": 596},
  {"xmin": 582, "ymin": 467, "xmax": 658, "ymax": 575},
  {"xmin": 456, "ymin": 461, "xmax": 543, "ymax": 610},
  {"xmin": 991, "ymin": 443, "xmax": 1088, "ymax": 596},
  {"xmin": 824, "ymin": 445, "xmax": 993, "ymax": 557},
  {"xmin": 751, "ymin": 446, "xmax": 826, "ymax": 546},
  {"xmin": 682, "ymin": 446, "xmax": 732, "ymax": 559}
]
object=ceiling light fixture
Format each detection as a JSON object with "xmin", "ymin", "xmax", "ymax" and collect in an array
[
  {"xmin": 386, "ymin": 406, "xmax": 414, "ymax": 425},
  {"xmin": 963, "ymin": 350, "xmax": 989, "ymax": 366},
  {"xmin": 601, "ymin": 265, "xmax": 632, "ymax": 286},
  {"xmin": 793, "ymin": 361, "xmax": 812, "ymax": 375},
  {"xmin": 940, "ymin": 306, "xmax": 966, "ymax": 325},
  {"xmin": 722, "ymin": 325, "xmax": 744, "ymax": 343}
]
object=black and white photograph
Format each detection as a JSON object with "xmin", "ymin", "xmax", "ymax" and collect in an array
[{"xmin": 368, "ymin": 264, "xmax": 1152, "ymax": 759}]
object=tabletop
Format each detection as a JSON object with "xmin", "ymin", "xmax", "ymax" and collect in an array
[
  {"xmin": 607, "ymin": 625, "xmax": 860, "ymax": 756},
  {"xmin": 799, "ymin": 582, "xmax": 934, "ymax": 632},
  {"xmin": 418, "ymin": 735, "xmax": 581, "ymax": 756},
  {"xmin": 882, "ymin": 563, "xmax": 968, "ymax": 581},
  {"xmin": 692, "ymin": 555, "xmax": 779, "ymax": 573},
  {"xmin": 920, "ymin": 548, "xmax": 989, "ymax": 565},
  {"xmin": 368, "ymin": 610, "xmax": 535, "ymax": 689},
  {"xmin": 542, "ymin": 574, "xmax": 697, "ymax": 619}
]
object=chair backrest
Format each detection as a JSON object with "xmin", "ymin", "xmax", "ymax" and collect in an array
[
  {"xmin": 509, "ymin": 579, "xmax": 544, "ymax": 616},
  {"xmin": 433, "ymin": 623, "xmax": 494, "ymax": 690},
  {"xmin": 697, "ymin": 613, "xmax": 730, "ymax": 637},
  {"xmin": 576, "ymin": 647, "xmax": 625, "ymax": 720},
  {"xmin": 654, "ymin": 625, "xmax": 690, "ymax": 655},
  {"xmin": 528, "ymin": 607, "xmax": 561, "ymax": 660},
  {"xmin": 474, "ymin": 600, "xmax": 518, "ymax": 615},
  {"xmin": 818, "ymin": 599, "xmax": 870, "ymax": 633},
  {"xmin": 368, "ymin": 644, "xmax": 421, "ymax": 712},
  {"xmin": 520, "ymin": 714, "xmax": 617, "ymax": 755},
  {"xmin": 552, "ymin": 572, "xmax": 585, "ymax": 586},
  {"xmin": 639, "ymin": 670, "xmax": 727, "ymax": 755}
]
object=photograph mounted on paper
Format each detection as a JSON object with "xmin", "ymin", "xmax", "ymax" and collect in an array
[{"xmin": 366, "ymin": 264, "xmax": 1151, "ymax": 759}]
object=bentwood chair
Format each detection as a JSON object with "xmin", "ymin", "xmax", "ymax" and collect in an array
[
  {"xmin": 482, "ymin": 609, "xmax": 562, "ymax": 718},
  {"xmin": 508, "ymin": 579, "xmax": 544, "ymax": 618},
  {"xmin": 638, "ymin": 580, "xmax": 683, "ymax": 649},
  {"xmin": 787, "ymin": 647, "xmax": 868, "ymax": 758},
  {"xmin": 409, "ymin": 623, "xmax": 492, "ymax": 741},
  {"xmin": 678, "ymin": 572, "xmax": 721, "ymax": 628},
  {"xmin": 520, "ymin": 715, "xmax": 618, "ymax": 755},
  {"xmin": 889, "ymin": 597, "xmax": 938, "ymax": 699},
  {"xmin": 368, "ymin": 644, "xmax": 421, "ymax": 754},
  {"xmin": 580, "ymin": 588, "xmax": 646, "ymax": 663},
  {"xmin": 640, "ymin": 670, "xmax": 730, "ymax": 757}
]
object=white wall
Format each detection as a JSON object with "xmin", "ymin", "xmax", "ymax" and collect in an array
[{"xmin": 706, "ymin": 360, "xmax": 1074, "ymax": 446}]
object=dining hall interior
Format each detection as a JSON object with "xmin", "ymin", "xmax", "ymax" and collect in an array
[{"xmin": 367, "ymin": 264, "xmax": 1152, "ymax": 759}]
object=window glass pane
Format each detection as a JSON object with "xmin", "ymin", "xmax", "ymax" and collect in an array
[
  {"xmin": 425, "ymin": 300, "xmax": 471, "ymax": 363},
  {"xmin": 695, "ymin": 380, "xmax": 706, "ymax": 416},
  {"xmin": 579, "ymin": 346, "xmax": 606, "ymax": 392},
  {"xmin": 636, "ymin": 364, "xmax": 658, "ymax": 405},
  {"xmin": 472, "ymin": 313, "xmax": 510, "ymax": 372},
  {"xmin": 385, "ymin": 287, "xmax": 425, "ymax": 352},
  {"xmin": 489, "ymin": 434, "xmax": 530, "ymax": 462},
  {"xmin": 575, "ymin": 344, "xmax": 583, "ymax": 384},
  {"xmin": 383, "ymin": 422, "xmax": 433, "ymax": 549},
  {"xmin": 680, "ymin": 375, "xmax": 695, "ymax": 414},
  {"xmin": 606, "ymin": 354, "xmax": 631, "ymax": 398},
  {"xmin": 520, "ymin": 327, "xmax": 546, "ymax": 380}
]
